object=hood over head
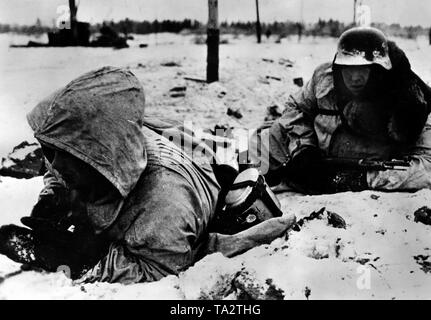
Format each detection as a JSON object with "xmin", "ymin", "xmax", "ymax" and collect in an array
[{"xmin": 27, "ymin": 66, "xmax": 147, "ymax": 198}]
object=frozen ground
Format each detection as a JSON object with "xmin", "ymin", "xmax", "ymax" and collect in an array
[
  {"xmin": 0, "ymin": 32, "xmax": 431, "ymax": 299},
  {"xmin": 0, "ymin": 176, "xmax": 431, "ymax": 299}
]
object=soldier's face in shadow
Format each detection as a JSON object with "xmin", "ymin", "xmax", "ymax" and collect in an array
[
  {"xmin": 341, "ymin": 65, "xmax": 371, "ymax": 97},
  {"xmin": 41, "ymin": 144, "xmax": 114, "ymax": 201}
]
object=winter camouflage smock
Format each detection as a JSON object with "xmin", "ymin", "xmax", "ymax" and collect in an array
[
  {"xmin": 262, "ymin": 62, "xmax": 431, "ymax": 190},
  {"xmin": 27, "ymin": 67, "xmax": 221, "ymax": 283}
]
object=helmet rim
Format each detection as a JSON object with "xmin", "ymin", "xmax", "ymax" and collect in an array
[{"xmin": 333, "ymin": 27, "xmax": 392, "ymax": 70}]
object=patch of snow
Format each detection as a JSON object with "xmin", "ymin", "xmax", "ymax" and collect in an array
[
  {"xmin": 0, "ymin": 177, "xmax": 430, "ymax": 299},
  {"xmin": 8, "ymin": 144, "xmax": 39, "ymax": 161},
  {"xmin": 0, "ymin": 176, "xmax": 43, "ymax": 226}
]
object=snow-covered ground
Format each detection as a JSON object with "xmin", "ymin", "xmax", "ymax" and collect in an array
[
  {"xmin": 1, "ymin": 32, "xmax": 431, "ymax": 299},
  {"xmin": 1, "ymin": 176, "xmax": 431, "ymax": 299}
]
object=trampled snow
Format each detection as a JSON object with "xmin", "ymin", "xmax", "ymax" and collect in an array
[
  {"xmin": 1, "ymin": 33, "xmax": 431, "ymax": 299},
  {"xmin": 0, "ymin": 176, "xmax": 431, "ymax": 299}
]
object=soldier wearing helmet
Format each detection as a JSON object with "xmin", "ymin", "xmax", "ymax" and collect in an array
[{"xmin": 251, "ymin": 26, "xmax": 431, "ymax": 193}]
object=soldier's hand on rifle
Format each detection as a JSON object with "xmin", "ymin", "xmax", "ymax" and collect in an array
[
  {"xmin": 286, "ymin": 147, "xmax": 334, "ymax": 194},
  {"xmin": 330, "ymin": 170, "xmax": 369, "ymax": 193}
]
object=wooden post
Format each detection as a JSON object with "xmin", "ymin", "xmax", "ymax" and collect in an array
[
  {"xmin": 207, "ymin": 0, "xmax": 219, "ymax": 83},
  {"xmin": 353, "ymin": 0, "xmax": 357, "ymax": 26},
  {"xmin": 255, "ymin": 0, "xmax": 262, "ymax": 43},
  {"xmin": 69, "ymin": 0, "xmax": 78, "ymax": 43}
]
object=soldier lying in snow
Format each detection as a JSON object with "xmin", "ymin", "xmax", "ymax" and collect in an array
[
  {"xmin": 0, "ymin": 67, "xmax": 295, "ymax": 284},
  {"xmin": 251, "ymin": 27, "xmax": 431, "ymax": 194}
]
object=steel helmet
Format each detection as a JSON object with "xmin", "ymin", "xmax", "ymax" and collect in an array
[{"xmin": 334, "ymin": 27, "xmax": 392, "ymax": 70}]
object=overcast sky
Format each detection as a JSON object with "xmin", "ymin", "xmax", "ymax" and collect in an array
[{"xmin": 1, "ymin": 0, "xmax": 430, "ymax": 27}]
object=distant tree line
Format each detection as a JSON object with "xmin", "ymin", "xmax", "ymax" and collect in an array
[
  {"xmin": 0, "ymin": 18, "xmax": 51, "ymax": 35},
  {"xmin": 371, "ymin": 23, "xmax": 427, "ymax": 39},
  {"xmin": 0, "ymin": 18, "xmax": 203, "ymax": 36},
  {"xmin": 90, "ymin": 18, "xmax": 203, "ymax": 36},
  {"xmin": 221, "ymin": 19, "xmax": 429, "ymax": 39},
  {"xmin": 0, "ymin": 17, "xmax": 428, "ymax": 39}
]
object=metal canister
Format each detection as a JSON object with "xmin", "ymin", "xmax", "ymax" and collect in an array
[{"xmin": 223, "ymin": 168, "xmax": 282, "ymax": 233}]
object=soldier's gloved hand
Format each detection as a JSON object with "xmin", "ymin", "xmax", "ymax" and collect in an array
[
  {"xmin": 295, "ymin": 145, "xmax": 325, "ymax": 163},
  {"xmin": 286, "ymin": 147, "xmax": 334, "ymax": 194},
  {"xmin": 21, "ymin": 216, "xmax": 75, "ymax": 246},
  {"xmin": 0, "ymin": 223, "xmax": 101, "ymax": 279},
  {"xmin": 329, "ymin": 169, "xmax": 369, "ymax": 193}
]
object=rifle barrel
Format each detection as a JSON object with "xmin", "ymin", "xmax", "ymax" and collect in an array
[{"xmin": 321, "ymin": 157, "xmax": 410, "ymax": 171}]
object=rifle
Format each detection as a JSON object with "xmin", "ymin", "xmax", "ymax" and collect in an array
[{"xmin": 320, "ymin": 157, "xmax": 410, "ymax": 171}]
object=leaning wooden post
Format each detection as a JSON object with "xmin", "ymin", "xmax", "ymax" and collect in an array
[
  {"xmin": 207, "ymin": 0, "xmax": 219, "ymax": 83},
  {"xmin": 255, "ymin": 0, "xmax": 262, "ymax": 43}
]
